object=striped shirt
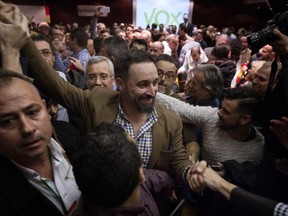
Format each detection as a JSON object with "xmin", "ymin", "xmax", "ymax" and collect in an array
[{"xmin": 114, "ymin": 104, "xmax": 158, "ymax": 167}]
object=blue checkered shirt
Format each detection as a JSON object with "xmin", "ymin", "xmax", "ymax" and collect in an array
[
  {"xmin": 274, "ymin": 203, "xmax": 288, "ymax": 216},
  {"xmin": 114, "ymin": 105, "xmax": 158, "ymax": 167},
  {"xmin": 54, "ymin": 48, "xmax": 91, "ymax": 74}
]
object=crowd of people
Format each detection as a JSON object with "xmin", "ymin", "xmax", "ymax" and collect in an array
[{"xmin": 0, "ymin": 1, "xmax": 287, "ymax": 215}]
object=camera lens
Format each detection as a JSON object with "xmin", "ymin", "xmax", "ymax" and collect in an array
[{"xmin": 247, "ymin": 25, "xmax": 276, "ymax": 54}]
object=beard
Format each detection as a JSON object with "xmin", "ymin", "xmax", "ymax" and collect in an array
[
  {"xmin": 217, "ymin": 118, "xmax": 240, "ymax": 130},
  {"xmin": 135, "ymin": 94, "xmax": 155, "ymax": 113}
]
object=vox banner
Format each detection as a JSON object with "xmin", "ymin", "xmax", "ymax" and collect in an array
[{"xmin": 133, "ymin": 0, "xmax": 194, "ymax": 28}]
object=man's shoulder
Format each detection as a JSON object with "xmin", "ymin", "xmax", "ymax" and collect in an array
[
  {"xmin": 90, "ymin": 87, "xmax": 119, "ymax": 98},
  {"xmin": 0, "ymin": 156, "xmax": 63, "ymax": 215},
  {"xmin": 155, "ymin": 103, "xmax": 182, "ymax": 123}
]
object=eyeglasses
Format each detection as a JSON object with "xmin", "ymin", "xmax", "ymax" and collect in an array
[
  {"xmin": 87, "ymin": 73, "xmax": 112, "ymax": 81},
  {"xmin": 40, "ymin": 49, "xmax": 52, "ymax": 57},
  {"xmin": 157, "ymin": 69, "xmax": 175, "ymax": 80}
]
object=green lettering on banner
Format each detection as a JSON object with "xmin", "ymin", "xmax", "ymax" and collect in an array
[
  {"xmin": 155, "ymin": 10, "xmax": 170, "ymax": 26},
  {"xmin": 171, "ymin": 12, "xmax": 181, "ymax": 25},
  {"xmin": 144, "ymin": 8, "xmax": 156, "ymax": 25}
]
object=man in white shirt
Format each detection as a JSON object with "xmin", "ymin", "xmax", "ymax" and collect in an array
[
  {"xmin": 178, "ymin": 46, "xmax": 206, "ymax": 81},
  {"xmin": 0, "ymin": 70, "xmax": 80, "ymax": 216}
]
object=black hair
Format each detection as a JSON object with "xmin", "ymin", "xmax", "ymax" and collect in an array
[
  {"xmin": 114, "ymin": 49, "xmax": 154, "ymax": 80},
  {"xmin": 130, "ymin": 38, "xmax": 148, "ymax": 50},
  {"xmin": 70, "ymin": 28, "xmax": 88, "ymax": 48},
  {"xmin": 229, "ymin": 39, "xmax": 241, "ymax": 63},
  {"xmin": 72, "ymin": 122, "xmax": 141, "ymax": 207},
  {"xmin": 223, "ymin": 87, "xmax": 262, "ymax": 120},
  {"xmin": 155, "ymin": 54, "xmax": 179, "ymax": 69},
  {"xmin": 93, "ymin": 36, "xmax": 105, "ymax": 53},
  {"xmin": 152, "ymin": 30, "xmax": 161, "ymax": 42},
  {"xmin": 31, "ymin": 34, "xmax": 50, "ymax": 44},
  {"xmin": 179, "ymin": 35, "xmax": 187, "ymax": 42},
  {"xmin": 179, "ymin": 24, "xmax": 188, "ymax": 33},
  {"xmin": 211, "ymin": 45, "xmax": 231, "ymax": 60},
  {"xmin": 101, "ymin": 36, "xmax": 129, "ymax": 62}
]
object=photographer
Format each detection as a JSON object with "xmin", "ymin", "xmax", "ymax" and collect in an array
[{"xmin": 254, "ymin": 28, "xmax": 288, "ymax": 203}]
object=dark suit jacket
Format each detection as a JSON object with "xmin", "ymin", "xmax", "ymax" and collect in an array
[
  {"xmin": 0, "ymin": 156, "xmax": 63, "ymax": 216},
  {"xmin": 22, "ymin": 39, "xmax": 191, "ymax": 181},
  {"xmin": 180, "ymin": 22, "xmax": 193, "ymax": 36}
]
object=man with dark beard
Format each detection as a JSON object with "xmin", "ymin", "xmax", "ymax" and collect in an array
[
  {"xmin": 17, "ymin": 43, "xmax": 192, "ymax": 215},
  {"xmin": 157, "ymin": 87, "xmax": 264, "ymax": 165},
  {"xmin": 15, "ymin": 35, "xmax": 192, "ymax": 180},
  {"xmin": 0, "ymin": 5, "xmax": 192, "ymax": 210}
]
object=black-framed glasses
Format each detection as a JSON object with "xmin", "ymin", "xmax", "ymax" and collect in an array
[{"xmin": 157, "ymin": 69, "xmax": 175, "ymax": 80}]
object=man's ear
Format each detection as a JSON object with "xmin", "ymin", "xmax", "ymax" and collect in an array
[
  {"xmin": 42, "ymin": 99, "xmax": 51, "ymax": 119},
  {"xmin": 240, "ymin": 114, "xmax": 252, "ymax": 125},
  {"xmin": 42, "ymin": 99, "xmax": 47, "ymax": 107},
  {"xmin": 109, "ymin": 55, "xmax": 115, "ymax": 64},
  {"xmin": 115, "ymin": 77, "xmax": 124, "ymax": 91},
  {"xmin": 139, "ymin": 166, "xmax": 145, "ymax": 183},
  {"xmin": 228, "ymin": 51, "xmax": 232, "ymax": 59}
]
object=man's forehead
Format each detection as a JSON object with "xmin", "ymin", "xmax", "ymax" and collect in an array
[
  {"xmin": 150, "ymin": 46, "xmax": 161, "ymax": 51},
  {"xmin": 222, "ymin": 98, "xmax": 239, "ymax": 110},
  {"xmin": 155, "ymin": 60, "xmax": 176, "ymax": 71},
  {"xmin": 128, "ymin": 62, "xmax": 157, "ymax": 75},
  {"xmin": 87, "ymin": 61, "xmax": 110, "ymax": 72},
  {"xmin": 34, "ymin": 40, "xmax": 50, "ymax": 48},
  {"xmin": 0, "ymin": 78, "xmax": 41, "ymax": 104}
]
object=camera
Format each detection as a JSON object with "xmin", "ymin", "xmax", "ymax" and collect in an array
[{"xmin": 247, "ymin": 11, "xmax": 288, "ymax": 54}]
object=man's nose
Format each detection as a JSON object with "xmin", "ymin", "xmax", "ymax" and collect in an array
[
  {"xmin": 20, "ymin": 116, "xmax": 36, "ymax": 135},
  {"xmin": 147, "ymin": 83, "xmax": 157, "ymax": 96}
]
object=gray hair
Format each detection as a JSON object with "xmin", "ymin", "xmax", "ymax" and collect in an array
[
  {"xmin": 193, "ymin": 64, "xmax": 224, "ymax": 98},
  {"xmin": 166, "ymin": 34, "xmax": 178, "ymax": 43},
  {"xmin": 86, "ymin": 56, "xmax": 115, "ymax": 76}
]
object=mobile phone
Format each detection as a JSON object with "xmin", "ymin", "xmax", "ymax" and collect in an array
[{"xmin": 99, "ymin": 6, "xmax": 110, "ymax": 14}]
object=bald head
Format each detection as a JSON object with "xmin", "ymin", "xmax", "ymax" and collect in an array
[
  {"xmin": 215, "ymin": 34, "xmax": 228, "ymax": 46},
  {"xmin": 149, "ymin": 41, "xmax": 164, "ymax": 57}
]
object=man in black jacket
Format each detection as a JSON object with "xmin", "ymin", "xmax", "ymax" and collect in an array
[{"xmin": 0, "ymin": 69, "xmax": 81, "ymax": 216}]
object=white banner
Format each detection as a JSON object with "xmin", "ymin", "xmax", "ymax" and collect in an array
[
  {"xmin": 133, "ymin": 0, "xmax": 194, "ymax": 28},
  {"xmin": 17, "ymin": 5, "xmax": 46, "ymax": 23},
  {"xmin": 77, "ymin": 5, "xmax": 98, "ymax": 17}
]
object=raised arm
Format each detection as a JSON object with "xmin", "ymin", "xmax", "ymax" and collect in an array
[{"xmin": 0, "ymin": 2, "xmax": 93, "ymax": 119}]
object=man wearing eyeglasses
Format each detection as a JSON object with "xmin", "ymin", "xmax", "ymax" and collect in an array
[
  {"xmin": 31, "ymin": 34, "xmax": 70, "ymax": 123},
  {"xmin": 155, "ymin": 54, "xmax": 179, "ymax": 97},
  {"xmin": 155, "ymin": 54, "xmax": 200, "ymax": 164},
  {"xmin": 85, "ymin": 56, "xmax": 115, "ymax": 90}
]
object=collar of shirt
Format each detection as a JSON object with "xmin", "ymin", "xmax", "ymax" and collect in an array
[
  {"xmin": 115, "ymin": 103, "xmax": 158, "ymax": 138},
  {"xmin": 73, "ymin": 48, "xmax": 90, "ymax": 59},
  {"xmin": 12, "ymin": 138, "xmax": 65, "ymax": 178},
  {"xmin": 114, "ymin": 103, "xmax": 158, "ymax": 167},
  {"xmin": 12, "ymin": 138, "xmax": 80, "ymax": 214}
]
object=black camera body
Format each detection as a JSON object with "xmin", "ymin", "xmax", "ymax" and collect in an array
[{"xmin": 247, "ymin": 11, "xmax": 288, "ymax": 54}]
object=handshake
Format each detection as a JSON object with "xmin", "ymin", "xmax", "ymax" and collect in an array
[{"xmin": 187, "ymin": 160, "xmax": 237, "ymax": 200}]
